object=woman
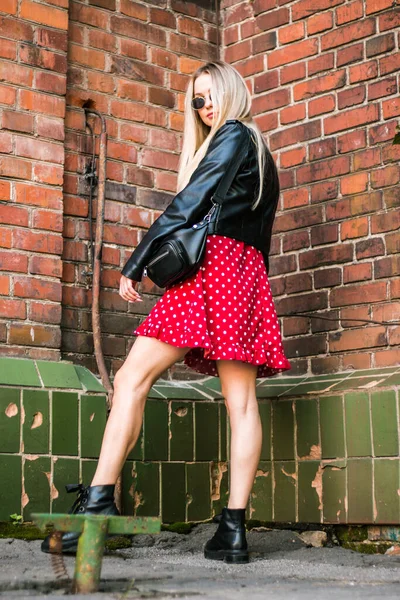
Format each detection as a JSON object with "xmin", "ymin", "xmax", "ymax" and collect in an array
[{"xmin": 42, "ymin": 61, "xmax": 290, "ymax": 563}]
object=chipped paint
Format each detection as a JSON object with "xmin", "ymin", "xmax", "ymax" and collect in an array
[
  {"xmin": 89, "ymin": 412, "xmax": 95, "ymax": 422},
  {"xmin": 134, "ymin": 491, "xmax": 143, "ymax": 511},
  {"xmin": 299, "ymin": 444, "xmax": 322, "ymax": 461},
  {"xmin": 311, "ymin": 464, "xmax": 324, "ymax": 510},
  {"xmin": 22, "ymin": 490, "xmax": 29, "ymax": 508},
  {"xmin": 256, "ymin": 468, "xmax": 270, "ymax": 478},
  {"xmin": 211, "ymin": 462, "xmax": 228, "ymax": 501},
  {"xmin": 5, "ymin": 403, "xmax": 18, "ymax": 418},
  {"xmin": 128, "ymin": 483, "xmax": 134, "ymax": 499},
  {"xmin": 44, "ymin": 472, "xmax": 59, "ymax": 500},
  {"xmin": 373, "ymin": 493, "xmax": 378, "ymax": 521},
  {"xmin": 281, "ymin": 466, "xmax": 297, "ymax": 481},
  {"xmin": 174, "ymin": 407, "xmax": 188, "ymax": 417},
  {"xmin": 21, "ymin": 402, "xmax": 25, "ymax": 425},
  {"xmin": 25, "ymin": 454, "xmax": 39, "ymax": 461},
  {"xmin": 31, "ymin": 411, "xmax": 43, "ymax": 429}
]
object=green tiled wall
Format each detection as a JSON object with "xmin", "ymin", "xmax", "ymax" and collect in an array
[{"xmin": 0, "ymin": 358, "xmax": 400, "ymax": 525}]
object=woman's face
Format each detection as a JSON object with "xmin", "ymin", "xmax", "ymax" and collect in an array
[{"xmin": 193, "ymin": 72, "xmax": 217, "ymax": 127}]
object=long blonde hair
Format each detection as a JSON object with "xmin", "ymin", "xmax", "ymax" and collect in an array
[{"xmin": 177, "ymin": 60, "xmax": 267, "ymax": 210}]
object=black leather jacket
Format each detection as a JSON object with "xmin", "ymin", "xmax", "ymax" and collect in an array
[{"xmin": 121, "ymin": 119, "xmax": 280, "ymax": 281}]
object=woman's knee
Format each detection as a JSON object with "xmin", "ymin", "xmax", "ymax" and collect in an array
[{"xmin": 113, "ymin": 366, "xmax": 152, "ymax": 401}]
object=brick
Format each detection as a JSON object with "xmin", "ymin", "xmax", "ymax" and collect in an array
[
  {"xmin": 29, "ymin": 255, "xmax": 62, "ymax": 277},
  {"xmin": 20, "ymin": 0, "xmax": 68, "ymax": 29},
  {"xmin": 369, "ymin": 120, "xmax": 397, "ymax": 145},
  {"xmin": 293, "ymin": 0, "xmax": 343, "ymax": 20},
  {"xmin": 379, "ymin": 9, "xmax": 400, "ymax": 31},
  {"xmin": 0, "ymin": 250, "xmax": 28, "ymax": 273},
  {"xmin": 13, "ymin": 229, "xmax": 62, "ymax": 255},
  {"xmin": 36, "ymin": 27, "xmax": 68, "ymax": 52},
  {"xmin": 324, "ymin": 104, "xmax": 379, "ymax": 135},
  {"xmin": 366, "ymin": 0, "xmax": 393, "ymax": 13},
  {"xmin": 354, "ymin": 147, "xmax": 381, "ymax": 171},
  {"xmin": 111, "ymin": 56, "xmax": 164, "ymax": 87},
  {"xmin": 88, "ymin": 29, "xmax": 117, "ymax": 53},
  {"xmin": 329, "ymin": 326, "xmax": 386, "ymax": 352},
  {"xmin": 0, "ymin": 298, "xmax": 26, "ymax": 319},
  {"xmin": 0, "ymin": 16, "xmax": 34, "ymax": 42},
  {"xmin": 321, "ymin": 18, "xmax": 375, "ymax": 50},
  {"xmin": 0, "ymin": 0, "xmax": 17, "ymax": 14},
  {"xmin": 308, "ymin": 53, "xmax": 334, "ymax": 76},
  {"xmin": 15, "ymin": 137, "xmax": 64, "ymax": 165},
  {"xmin": 366, "ymin": 33, "xmax": 395, "ymax": 58},
  {"xmin": 63, "ymin": 240, "xmax": 87, "ymax": 262},
  {"xmin": 0, "ymin": 274, "xmax": 10, "ymax": 294},
  {"xmin": 349, "ymin": 60, "xmax": 378, "ymax": 83},
  {"xmin": 341, "ymin": 305, "xmax": 371, "ymax": 327},
  {"xmin": 35, "ymin": 71, "xmax": 66, "ymax": 95},
  {"xmin": 33, "ymin": 210, "xmax": 63, "ymax": 232},
  {"xmin": 309, "ymin": 94, "xmax": 335, "ymax": 117},
  {"xmin": 225, "ymin": 40, "xmax": 252, "ymax": 63},
  {"xmin": 373, "ymin": 302, "xmax": 400, "ymax": 323},
  {"xmin": 268, "ymin": 254, "xmax": 297, "ymax": 276},
  {"xmin": 0, "ymin": 83, "xmax": 16, "ymax": 105},
  {"xmin": 311, "ymin": 223, "xmax": 338, "ymax": 246},
  {"xmin": 224, "ymin": 24, "xmax": 239, "ymax": 46},
  {"xmin": 20, "ymin": 43, "xmax": 67, "ymax": 73},
  {"xmin": 142, "ymin": 148, "xmax": 179, "ymax": 171},
  {"xmin": 281, "ymin": 62, "xmax": 306, "ymax": 84},
  {"xmin": 280, "ymin": 147, "xmax": 306, "ymax": 168},
  {"xmin": 9, "ymin": 323, "xmax": 61, "ymax": 348},
  {"xmin": 178, "ymin": 15, "xmax": 204, "ymax": 39},
  {"xmin": 0, "ymin": 205, "xmax": 29, "ymax": 227},
  {"xmin": 150, "ymin": 6, "xmax": 175, "ymax": 28},
  {"xmin": 314, "ymin": 267, "xmax": 341, "ymax": 288},
  {"xmin": 0, "ymin": 131, "xmax": 12, "ymax": 153},
  {"xmin": 386, "ymin": 231, "xmax": 400, "ymax": 255},
  {"xmin": 120, "ymin": 38, "xmax": 147, "ymax": 61},
  {"xmin": 0, "ymin": 60, "xmax": 33, "ymax": 86},
  {"xmin": 254, "ymin": 70, "xmax": 279, "ymax": 94},
  {"xmin": 299, "ymin": 244, "xmax": 353, "ymax": 269},
  {"xmin": 282, "ymin": 230, "xmax": 310, "ymax": 252},
  {"xmin": 151, "ymin": 48, "xmax": 177, "ymax": 71},
  {"xmin": 15, "ymin": 183, "xmax": 62, "ymax": 209},
  {"xmin": 356, "ymin": 237, "xmax": 385, "ymax": 259},
  {"xmin": 279, "ymin": 22, "xmax": 304, "ymax": 45},
  {"xmin": 275, "ymin": 291, "xmax": 328, "ymax": 316},
  {"xmin": 274, "ymin": 205, "xmax": 323, "ymax": 232},
  {"xmin": 253, "ymin": 0, "xmax": 276, "ymax": 14},
  {"xmin": 283, "ymin": 316, "xmax": 309, "ymax": 336},
  {"xmin": 337, "ymin": 130, "xmax": 366, "ymax": 154},
  {"xmin": 371, "ymin": 209, "xmax": 400, "ymax": 234},
  {"xmin": 253, "ymin": 89, "xmax": 289, "ymax": 115},
  {"xmin": 309, "ymin": 138, "xmax": 336, "ymax": 162},
  {"xmin": 0, "ymin": 38, "xmax": 16, "ymax": 60},
  {"xmin": 268, "ymin": 39, "xmax": 318, "ymax": 68},
  {"xmin": 340, "ymin": 173, "xmax": 368, "ymax": 196},
  {"xmin": 0, "ymin": 156, "xmax": 32, "ymax": 180},
  {"xmin": 371, "ymin": 166, "xmax": 400, "ymax": 189},
  {"xmin": 28, "ymin": 302, "xmax": 61, "ymax": 325},
  {"xmin": 297, "ymin": 156, "xmax": 350, "ymax": 184},
  {"xmin": 336, "ymin": 0, "xmax": 363, "ymax": 24},
  {"xmin": 0, "ymin": 181, "xmax": 10, "ymax": 200},
  {"xmin": 375, "ymin": 256, "xmax": 400, "ymax": 279},
  {"xmin": 14, "ymin": 276, "xmax": 61, "ymax": 302},
  {"xmin": 337, "ymin": 42, "xmax": 364, "ymax": 67},
  {"xmin": 19, "ymin": 90, "xmax": 65, "ymax": 117},
  {"xmin": 340, "ymin": 216, "xmax": 368, "ymax": 240},
  {"xmin": 224, "ymin": 1, "xmax": 252, "ymax": 26},
  {"xmin": 69, "ymin": 44, "xmax": 105, "ymax": 70},
  {"xmin": 331, "ymin": 281, "xmax": 387, "ymax": 307},
  {"xmin": 308, "ymin": 11, "xmax": 334, "ymax": 34},
  {"xmin": 379, "ymin": 52, "xmax": 400, "ymax": 76},
  {"xmin": 326, "ymin": 191, "xmax": 382, "ymax": 221},
  {"xmin": 294, "ymin": 69, "xmax": 346, "ymax": 101},
  {"xmin": 270, "ymin": 120, "xmax": 321, "ymax": 150},
  {"xmin": 383, "ymin": 97, "xmax": 400, "ymax": 119},
  {"xmin": 337, "ymin": 85, "xmax": 366, "ymax": 109},
  {"xmin": 2, "ymin": 110, "xmax": 33, "ymax": 133}
]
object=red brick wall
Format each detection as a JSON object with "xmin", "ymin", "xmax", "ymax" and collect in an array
[
  {"xmin": 221, "ymin": 0, "xmax": 400, "ymax": 375},
  {"xmin": 0, "ymin": 0, "xmax": 69, "ymax": 360},
  {"xmin": 61, "ymin": 0, "xmax": 217, "ymax": 377}
]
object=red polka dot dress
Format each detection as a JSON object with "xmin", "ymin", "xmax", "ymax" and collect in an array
[{"xmin": 134, "ymin": 234, "xmax": 291, "ymax": 378}]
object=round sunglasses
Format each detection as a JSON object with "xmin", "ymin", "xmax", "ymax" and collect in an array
[{"xmin": 191, "ymin": 93, "xmax": 212, "ymax": 110}]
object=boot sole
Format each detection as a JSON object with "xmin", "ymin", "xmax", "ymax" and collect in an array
[
  {"xmin": 41, "ymin": 533, "xmax": 120, "ymax": 555},
  {"xmin": 204, "ymin": 548, "xmax": 249, "ymax": 564}
]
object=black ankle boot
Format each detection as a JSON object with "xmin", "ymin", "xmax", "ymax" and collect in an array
[
  {"xmin": 204, "ymin": 507, "xmax": 249, "ymax": 563},
  {"xmin": 41, "ymin": 483, "xmax": 119, "ymax": 554}
]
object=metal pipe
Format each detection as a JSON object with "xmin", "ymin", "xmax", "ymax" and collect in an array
[{"xmin": 84, "ymin": 109, "xmax": 113, "ymax": 405}]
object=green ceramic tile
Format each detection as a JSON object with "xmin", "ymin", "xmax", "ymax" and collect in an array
[
  {"xmin": 381, "ymin": 373, "xmax": 400, "ymax": 387},
  {"xmin": 81, "ymin": 460, "xmax": 97, "ymax": 484},
  {"xmin": 170, "ymin": 402, "xmax": 193, "ymax": 461},
  {"xmin": 345, "ymin": 392, "xmax": 372, "ymax": 457},
  {"xmin": 332, "ymin": 377, "xmax": 381, "ymax": 392},
  {"xmin": 144, "ymin": 400, "xmax": 168, "ymax": 461},
  {"xmin": 0, "ymin": 358, "xmax": 41, "ymax": 387},
  {"xmin": 259, "ymin": 402, "xmax": 271, "ymax": 461},
  {"xmin": 272, "ymin": 400, "xmax": 295, "ymax": 460},
  {"xmin": 80, "ymin": 395, "xmax": 107, "ymax": 459},
  {"xmin": 287, "ymin": 381, "xmax": 342, "ymax": 395},
  {"xmin": 322, "ymin": 461, "xmax": 347, "ymax": 524},
  {"xmin": 74, "ymin": 366, "xmax": 105, "ymax": 392},
  {"xmin": 190, "ymin": 382, "xmax": 218, "ymax": 400},
  {"xmin": 256, "ymin": 385, "xmax": 294, "ymax": 398},
  {"xmin": 347, "ymin": 458, "xmax": 373, "ymax": 523},
  {"xmin": 187, "ymin": 462, "xmax": 211, "ymax": 521},
  {"xmin": 0, "ymin": 454, "xmax": 22, "ymax": 520},
  {"xmin": 155, "ymin": 384, "xmax": 205, "ymax": 400},
  {"xmin": 52, "ymin": 392, "xmax": 78, "ymax": 456},
  {"xmin": 0, "ymin": 388, "xmax": 20, "ymax": 452},
  {"xmin": 251, "ymin": 461, "xmax": 272, "ymax": 521},
  {"xmin": 320, "ymin": 395, "xmax": 345, "ymax": 459},
  {"xmin": 147, "ymin": 386, "xmax": 165, "ymax": 399},
  {"xmin": 22, "ymin": 390, "xmax": 49, "ymax": 454},
  {"xmin": 374, "ymin": 459, "xmax": 400, "ymax": 524},
  {"xmin": 211, "ymin": 461, "xmax": 229, "ymax": 517},
  {"xmin": 296, "ymin": 398, "xmax": 319, "ymax": 459},
  {"xmin": 195, "ymin": 403, "xmax": 219, "ymax": 461},
  {"xmin": 274, "ymin": 461, "xmax": 296, "ymax": 522},
  {"xmin": 219, "ymin": 403, "xmax": 227, "ymax": 461},
  {"xmin": 52, "ymin": 458, "xmax": 80, "ymax": 513},
  {"xmin": 135, "ymin": 461, "xmax": 160, "ymax": 517},
  {"xmin": 349, "ymin": 368, "xmax": 398, "ymax": 378},
  {"xmin": 161, "ymin": 462, "xmax": 185, "ymax": 523},
  {"xmin": 36, "ymin": 361, "xmax": 82, "ymax": 389},
  {"xmin": 23, "ymin": 456, "xmax": 51, "ymax": 520},
  {"xmin": 298, "ymin": 461, "xmax": 321, "ymax": 523},
  {"xmin": 121, "ymin": 461, "xmax": 135, "ymax": 516},
  {"xmin": 371, "ymin": 391, "xmax": 398, "ymax": 456},
  {"xmin": 126, "ymin": 422, "xmax": 143, "ymax": 461}
]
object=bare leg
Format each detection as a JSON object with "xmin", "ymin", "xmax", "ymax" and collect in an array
[
  {"xmin": 91, "ymin": 337, "xmax": 189, "ymax": 486},
  {"xmin": 216, "ymin": 360, "xmax": 261, "ymax": 509}
]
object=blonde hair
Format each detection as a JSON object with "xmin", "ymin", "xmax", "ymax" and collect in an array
[{"xmin": 177, "ymin": 60, "xmax": 267, "ymax": 210}]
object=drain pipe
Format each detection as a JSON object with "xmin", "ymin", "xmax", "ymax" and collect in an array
[
  {"xmin": 84, "ymin": 109, "xmax": 113, "ymax": 405},
  {"xmin": 84, "ymin": 108, "xmax": 123, "ymax": 513}
]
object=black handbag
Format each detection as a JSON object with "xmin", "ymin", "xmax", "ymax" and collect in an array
[{"xmin": 144, "ymin": 143, "xmax": 248, "ymax": 288}]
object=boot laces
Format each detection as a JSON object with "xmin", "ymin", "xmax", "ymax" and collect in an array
[{"xmin": 65, "ymin": 483, "xmax": 89, "ymax": 514}]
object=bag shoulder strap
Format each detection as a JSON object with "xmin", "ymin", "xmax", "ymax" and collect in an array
[{"xmin": 211, "ymin": 126, "xmax": 250, "ymax": 205}]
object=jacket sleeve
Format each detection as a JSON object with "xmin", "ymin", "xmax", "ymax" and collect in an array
[{"xmin": 121, "ymin": 120, "xmax": 249, "ymax": 281}]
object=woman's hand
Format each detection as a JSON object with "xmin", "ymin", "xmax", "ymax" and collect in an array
[{"xmin": 119, "ymin": 275, "xmax": 143, "ymax": 302}]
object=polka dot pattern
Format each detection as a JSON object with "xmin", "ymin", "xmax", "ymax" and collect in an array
[{"xmin": 134, "ymin": 235, "xmax": 291, "ymax": 378}]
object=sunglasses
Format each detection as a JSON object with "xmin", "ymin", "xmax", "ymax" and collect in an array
[{"xmin": 191, "ymin": 93, "xmax": 212, "ymax": 110}]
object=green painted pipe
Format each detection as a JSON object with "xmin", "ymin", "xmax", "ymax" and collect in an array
[{"xmin": 73, "ymin": 516, "xmax": 108, "ymax": 594}]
